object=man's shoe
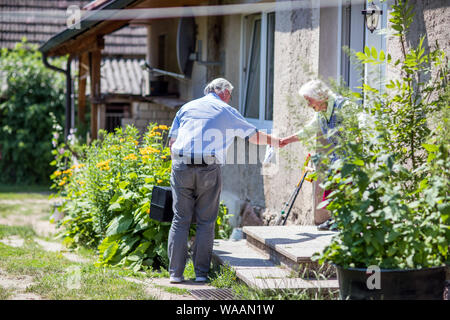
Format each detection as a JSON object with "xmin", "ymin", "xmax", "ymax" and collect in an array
[
  {"xmin": 317, "ymin": 218, "xmax": 337, "ymax": 231},
  {"xmin": 169, "ymin": 276, "xmax": 184, "ymax": 283},
  {"xmin": 195, "ymin": 276, "xmax": 208, "ymax": 283}
]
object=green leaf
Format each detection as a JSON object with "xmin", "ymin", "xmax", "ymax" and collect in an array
[
  {"xmin": 371, "ymin": 46, "xmax": 378, "ymax": 60},
  {"xmin": 352, "ymin": 159, "xmax": 364, "ymax": 166},
  {"xmin": 108, "ymin": 202, "xmax": 121, "ymax": 212},
  {"xmin": 379, "ymin": 50, "xmax": 386, "ymax": 61},
  {"xmin": 341, "ymin": 163, "xmax": 356, "ymax": 177},
  {"xmin": 422, "ymin": 143, "xmax": 438, "ymax": 152},
  {"xmin": 119, "ymin": 181, "xmax": 129, "ymax": 189},
  {"xmin": 106, "ymin": 214, "xmax": 134, "ymax": 236},
  {"xmin": 103, "ymin": 242, "xmax": 118, "ymax": 262}
]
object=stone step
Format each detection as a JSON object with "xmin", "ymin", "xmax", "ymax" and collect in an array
[
  {"xmin": 212, "ymin": 239, "xmax": 339, "ymax": 292},
  {"xmin": 243, "ymin": 226, "xmax": 338, "ymax": 272}
]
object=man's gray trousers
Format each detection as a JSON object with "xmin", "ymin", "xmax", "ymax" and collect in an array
[{"xmin": 168, "ymin": 161, "xmax": 222, "ymax": 278}]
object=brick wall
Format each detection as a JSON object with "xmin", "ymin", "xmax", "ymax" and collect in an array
[{"xmin": 121, "ymin": 101, "xmax": 178, "ymax": 136}]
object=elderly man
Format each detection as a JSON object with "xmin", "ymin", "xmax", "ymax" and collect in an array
[
  {"xmin": 280, "ymin": 79, "xmax": 354, "ymax": 231},
  {"xmin": 167, "ymin": 78, "xmax": 280, "ymax": 283}
]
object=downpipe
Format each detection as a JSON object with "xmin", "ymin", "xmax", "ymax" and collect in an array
[{"xmin": 42, "ymin": 53, "xmax": 72, "ymax": 140}]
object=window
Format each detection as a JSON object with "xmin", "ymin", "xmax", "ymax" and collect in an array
[{"xmin": 241, "ymin": 12, "xmax": 275, "ymax": 129}]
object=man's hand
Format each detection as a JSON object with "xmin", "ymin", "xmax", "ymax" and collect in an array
[
  {"xmin": 279, "ymin": 135, "xmax": 300, "ymax": 148},
  {"xmin": 248, "ymin": 131, "xmax": 282, "ymax": 148},
  {"xmin": 169, "ymin": 138, "xmax": 176, "ymax": 153}
]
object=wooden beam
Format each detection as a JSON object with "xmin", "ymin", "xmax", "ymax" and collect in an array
[
  {"xmin": 50, "ymin": 34, "xmax": 105, "ymax": 57},
  {"xmin": 89, "ymin": 48, "xmax": 102, "ymax": 140},
  {"xmin": 77, "ymin": 52, "xmax": 89, "ymax": 124}
]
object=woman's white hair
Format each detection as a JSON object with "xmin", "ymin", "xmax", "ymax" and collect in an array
[
  {"xmin": 298, "ymin": 79, "xmax": 332, "ymax": 101},
  {"xmin": 204, "ymin": 78, "xmax": 234, "ymax": 95}
]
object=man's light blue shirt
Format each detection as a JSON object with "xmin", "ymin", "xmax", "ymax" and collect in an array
[{"xmin": 168, "ymin": 93, "xmax": 258, "ymax": 164}]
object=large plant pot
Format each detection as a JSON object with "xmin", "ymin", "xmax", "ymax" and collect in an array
[{"xmin": 336, "ymin": 265, "xmax": 447, "ymax": 300}]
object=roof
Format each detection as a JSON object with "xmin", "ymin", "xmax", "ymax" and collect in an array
[
  {"xmin": 0, "ymin": 0, "xmax": 147, "ymax": 57},
  {"xmin": 100, "ymin": 57, "xmax": 145, "ymax": 95}
]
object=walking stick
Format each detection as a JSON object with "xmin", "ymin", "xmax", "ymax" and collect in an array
[{"xmin": 276, "ymin": 153, "xmax": 313, "ymax": 226}]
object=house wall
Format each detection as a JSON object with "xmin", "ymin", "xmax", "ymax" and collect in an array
[{"xmin": 385, "ymin": 0, "xmax": 450, "ymax": 84}]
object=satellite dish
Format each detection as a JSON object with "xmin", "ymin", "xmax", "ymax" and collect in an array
[{"xmin": 176, "ymin": 17, "xmax": 196, "ymax": 78}]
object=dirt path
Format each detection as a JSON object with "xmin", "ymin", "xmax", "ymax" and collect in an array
[{"xmin": 0, "ymin": 196, "xmax": 213, "ymax": 300}]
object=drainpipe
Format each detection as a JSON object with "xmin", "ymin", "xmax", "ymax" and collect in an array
[{"xmin": 42, "ymin": 53, "xmax": 72, "ymax": 140}]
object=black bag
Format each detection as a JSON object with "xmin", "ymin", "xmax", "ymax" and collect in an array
[
  {"xmin": 149, "ymin": 186, "xmax": 174, "ymax": 222},
  {"xmin": 149, "ymin": 186, "xmax": 196, "ymax": 223}
]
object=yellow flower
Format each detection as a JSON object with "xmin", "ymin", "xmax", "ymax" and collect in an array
[
  {"xmin": 155, "ymin": 132, "xmax": 162, "ymax": 136},
  {"xmin": 157, "ymin": 179, "xmax": 163, "ymax": 184},
  {"xmin": 159, "ymin": 125, "xmax": 169, "ymax": 130},
  {"xmin": 79, "ymin": 180, "xmax": 86, "ymax": 186},
  {"xmin": 139, "ymin": 146, "xmax": 159, "ymax": 155},
  {"xmin": 53, "ymin": 170, "xmax": 62, "ymax": 177},
  {"xmin": 96, "ymin": 159, "xmax": 112, "ymax": 171},
  {"xmin": 146, "ymin": 208, "xmax": 150, "ymax": 214},
  {"xmin": 123, "ymin": 153, "xmax": 137, "ymax": 161},
  {"xmin": 161, "ymin": 156, "xmax": 167, "ymax": 160},
  {"xmin": 134, "ymin": 140, "xmax": 139, "ymax": 145},
  {"xmin": 120, "ymin": 138, "xmax": 125, "ymax": 143},
  {"xmin": 58, "ymin": 180, "xmax": 66, "ymax": 186}
]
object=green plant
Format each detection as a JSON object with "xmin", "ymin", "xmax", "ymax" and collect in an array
[
  {"xmin": 0, "ymin": 39, "xmax": 65, "ymax": 185},
  {"xmin": 215, "ymin": 202, "xmax": 234, "ymax": 240},
  {"xmin": 314, "ymin": 0, "xmax": 449, "ymax": 270}
]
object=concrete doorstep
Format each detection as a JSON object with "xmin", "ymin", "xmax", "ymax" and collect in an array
[{"xmin": 212, "ymin": 225, "xmax": 340, "ymax": 293}]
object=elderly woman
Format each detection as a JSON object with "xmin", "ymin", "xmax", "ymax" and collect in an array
[{"xmin": 280, "ymin": 79, "xmax": 354, "ymax": 230}]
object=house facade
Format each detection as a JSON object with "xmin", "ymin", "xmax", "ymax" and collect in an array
[{"xmin": 39, "ymin": 0, "xmax": 449, "ymax": 226}]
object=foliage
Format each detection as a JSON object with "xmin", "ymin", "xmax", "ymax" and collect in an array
[
  {"xmin": 51, "ymin": 124, "xmax": 233, "ymax": 272},
  {"xmin": 215, "ymin": 202, "xmax": 234, "ymax": 240},
  {"xmin": 0, "ymin": 39, "xmax": 65, "ymax": 185},
  {"xmin": 314, "ymin": 0, "xmax": 449, "ymax": 269}
]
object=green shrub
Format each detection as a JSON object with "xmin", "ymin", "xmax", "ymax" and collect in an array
[
  {"xmin": 0, "ymin": 39, "xmax": 65, "ymax": 185},
  {"xmin": 313, "ymin": 0, "xmax": 449, "ymax": 270}
]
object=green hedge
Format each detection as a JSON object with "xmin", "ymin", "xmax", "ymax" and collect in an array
[{"xmin": 0, "ymin": 39, "xmax": 65, "ymax": 185}]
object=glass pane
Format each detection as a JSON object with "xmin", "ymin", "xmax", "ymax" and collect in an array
[
  {"xmin": 265, "ymin": 12, "xmax": 275, "ymax": 121},
  {"xmin": 244, "ymin": 19, "xmax": 261, "ymax": 119}
]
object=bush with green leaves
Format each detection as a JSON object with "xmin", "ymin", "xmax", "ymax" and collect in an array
[
  {"xmin": 0, "ymin": 39, "xmax": 65, "ymax": 185},
  {"xmin": 314, "ymin": 0, "xmax": 449, "ymax": 270},
  {"xmin": 51, "ymin": 124, "xmax": 233, "ymax": 272}
]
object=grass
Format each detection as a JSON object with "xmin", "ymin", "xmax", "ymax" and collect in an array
[
  {"xmin": 0, "ymin": 225, "xmax": 36, "ymax": 240},
  {"xmin": 0, "ymin": 286, "xmax": 13, "ymax": 300},
  {"xmin": 0, "ymin": 240, "xmax": 157, "ymax": 300},
  {"xmin": 154, "ymin": 284, "xmax": 190, "ymax": 296}
]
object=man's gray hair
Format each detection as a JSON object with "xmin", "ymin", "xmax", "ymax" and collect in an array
[
  {"xmin": 204, "ymin": 78, "xmax": 234, "ymax": 95},
  {"xmin": 298, "ymin": 79, "xmax": 332, "ymax": 101}
]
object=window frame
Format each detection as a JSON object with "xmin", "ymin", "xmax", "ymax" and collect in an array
[{"xmin": 239, "ymin": 12, "xmax": 274, "ymax": 132}]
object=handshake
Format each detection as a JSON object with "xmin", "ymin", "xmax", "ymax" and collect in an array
[{"xmin": 250, "ymin": 131, "xmax": 299, "ymax": 149}]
